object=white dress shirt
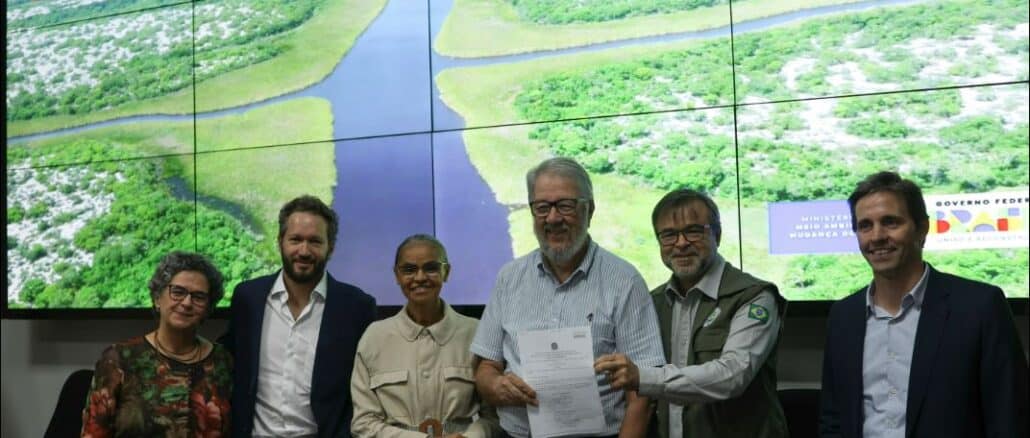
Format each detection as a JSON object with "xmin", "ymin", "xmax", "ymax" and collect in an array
[{"xmin": 252, "ymin": 272, "xmax": 327, "ymax": 438}]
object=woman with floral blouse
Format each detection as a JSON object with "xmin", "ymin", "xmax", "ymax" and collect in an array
[{"xmin": 81, "ymin": 251, "xmax": 232, "ymax": 437}]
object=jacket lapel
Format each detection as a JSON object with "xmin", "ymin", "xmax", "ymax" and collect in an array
[
  {"xmin": 653, "ymin": 292, "xmax": 673, "ymax": 362},
  {"xmin": 905, "ymin": 267, "xmax": 949, "ymax": 436},
  {"xmin": 247, "ymin": 275, "xmax": 275, "ymax": 395},
  {"xmin": 843, "ymin": 294, "xmax": 867, "ymax": 438},
  {"xmin": 311, "ymin": 274, "xmax": 345, "ymax": 392}
]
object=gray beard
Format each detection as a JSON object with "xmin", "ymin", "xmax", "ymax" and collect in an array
[{"xmin": 540, "ymin": 229, "xmax": 590, "ymax": 266}]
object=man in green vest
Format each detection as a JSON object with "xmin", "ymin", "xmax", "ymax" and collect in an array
[{"xmin": 595, "ymin": 189, "xmax": 788, "ymax": 438}]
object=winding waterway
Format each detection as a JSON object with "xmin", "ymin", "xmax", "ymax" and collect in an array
[{"xmin": 7, "ymin": 0, "xmax": 925, "ymax": 305}]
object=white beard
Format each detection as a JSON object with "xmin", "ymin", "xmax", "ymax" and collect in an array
[{"xmin": 540, "ymin": 227, "xmax": 590, "ymax": 266}]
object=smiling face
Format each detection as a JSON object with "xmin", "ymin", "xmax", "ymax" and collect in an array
[
  {"xmin": 279, "ymin": 211, "xmax": 331, "ymax": 285},
  {"xmin": 654, "ymin": 201, "xmax": 720, "ymax": 291},
  {"xmin": 854, "ymin": 191, "xmax": 928, "ymax": 282},
  {"xmin": 395, "ymin": 241, "xmax": 449, "ymax": 307},
  {"xmin": 155, "ymin": 270, "xmax": 210, "ymax": 332},
  {"xmin": 531, "ymin": 173, "xmax": 593, "ymax": 266}
]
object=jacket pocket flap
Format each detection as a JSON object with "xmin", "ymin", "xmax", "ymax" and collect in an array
[
  {"xmin": 442, "ymin": 366, "xmax": 474, "ymax": 382},
  {"xmin": 370, "ymin": 370, "xmax": 408, "ymax": 388}
]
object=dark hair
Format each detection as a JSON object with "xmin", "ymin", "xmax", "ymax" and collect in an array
[
  {"xmin": 848, "ymin": 171, "xmax": 928, "ymax": 232},
  {"xmin": 526, "ymin": 157, "xmax": 594, "ymax": 201},
  {"xmin": 278, "ymin": 195, "xmax": 338, "ymax": 251},
  {"xmin": 148, "ymin": 251, "xmax": 225, "ymax": 316},
  {"xmin": 651, "ymin": 189, "xmax": 722, "ymax": 242},
  {"xmin": 394, "ymin": 234, "xmax": 449, "ymax": 266}
]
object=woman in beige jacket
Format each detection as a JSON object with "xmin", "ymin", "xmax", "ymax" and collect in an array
[{"xmin": 351, "ymin": 234, "xmax": 501, "ymax": 438}]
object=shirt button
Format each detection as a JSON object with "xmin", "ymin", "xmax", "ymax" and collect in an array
[
  {"xmin": 889, "ymin": 388, "xmax": 898, "ymax": 396},
  {"xmin": 422, "ymin": 371, "xmax": 431, "ymax": 379}
]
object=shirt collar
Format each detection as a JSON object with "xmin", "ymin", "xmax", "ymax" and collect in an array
[
  {"xmin": 270, "ymin": 270, "xmax": 328, "ymax": 303},
  {"xmin": 535, "ymin": 237, "xmax": 598, "ymax": 281},
  {"xmin": 664, "ymin": 253, "xmax": 726, "ymax": 305},
  {"xmin": 865, "ymin": 263, "xmax": 930, "ymax": 316},
  {"xmin": 395, "ymin": 300, "xmax": 457, "ymax": 346}
]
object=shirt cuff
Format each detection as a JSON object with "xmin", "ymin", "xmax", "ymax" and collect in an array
[
  {"xmin": 638, "ymin": 365, "xmax": 664, "ymax": 398},
  {"xmin": 469, "ymin": 343, "xmax": 503, "ymax": 363}
]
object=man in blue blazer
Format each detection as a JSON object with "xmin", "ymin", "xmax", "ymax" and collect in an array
[
  {"xmin": 223, "ymin": 195, "xmax": 377, "ymax": 438},
  {"xmin": 819, "ymin": 171, "xmax": 1028, "ymax": 438}
]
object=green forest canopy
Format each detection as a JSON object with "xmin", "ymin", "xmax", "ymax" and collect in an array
[{"xmin": 6, "ymin": 140, "xmax": 276, "ymax": 308}]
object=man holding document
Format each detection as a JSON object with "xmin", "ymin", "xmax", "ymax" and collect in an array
[
  {"xmin": 595, "ymin": 189, "xmax": 788, "ymax": 438},
  {"xmin": 471, "ymin": 157, "xmax": 665, "ymax": 438}
]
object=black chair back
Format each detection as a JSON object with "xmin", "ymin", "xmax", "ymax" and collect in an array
[{"xmin": 44, "ymin": 369, "xmax": 94, "ymax": 438}]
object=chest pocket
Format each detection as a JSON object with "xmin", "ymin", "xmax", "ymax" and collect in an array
[
  {"xmin": 370, "ymin": 370, "xmax": 410, "ymax": 422},
  {"xmin": 442, "ymin": 366, "xmax": 474, "ymax": 383},
  {"xmin": 590, "ymin": 311, "xmax": 617, "ymax": 356},
  {"xmin": 692, "ymin": 328, "xmax": 728, "ymax": 365},
  {"xmin": 440, "ymin": 366, "xmax": 477, "ymax": 417}
]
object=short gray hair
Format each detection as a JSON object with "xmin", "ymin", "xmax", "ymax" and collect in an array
[
  {"xmin": 148, "ymin": 251, "xmax": 225, "ymax": 316},
  {"xmin": 525, "ymin": 157, "xmax": 593, "ymax": 201}
]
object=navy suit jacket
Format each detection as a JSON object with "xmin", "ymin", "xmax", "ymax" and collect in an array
[
  {"xmin": 223, "ymin": 272, "xmax": 376, "ymax": 438},
  {"xmin": 819, "ymin": 266, "xmax": 1028, "ymax": 438}
]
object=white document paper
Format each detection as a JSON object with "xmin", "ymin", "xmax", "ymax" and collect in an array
[{"xmin": 517, "ymin": 326, "xmax": 606, "ymax": 438}]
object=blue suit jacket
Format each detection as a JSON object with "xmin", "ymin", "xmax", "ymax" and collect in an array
[
  {"xmin": 223, "ymin": 272, "xmax": 377, "ymax": 438},
  {"xmin": 819, "ymin": 266, "xmax": 1028, "ymax": 438}
]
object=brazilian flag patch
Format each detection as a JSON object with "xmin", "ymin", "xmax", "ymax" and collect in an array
[{"xmin": 748, "ymin": 303, "xmax": 770, "ymax": 323}]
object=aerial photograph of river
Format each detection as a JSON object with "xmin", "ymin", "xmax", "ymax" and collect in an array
[{"xmin": 6, "ymin": 0, "xmax": 1028, "ymax": 310}]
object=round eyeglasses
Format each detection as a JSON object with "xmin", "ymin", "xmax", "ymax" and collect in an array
[{"xmin": 166, "ymin": 284, "xmax": 211, "ymax": 306}]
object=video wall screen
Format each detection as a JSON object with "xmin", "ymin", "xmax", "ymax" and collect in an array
[{"xmin": 5, "ymin": 0, "xmax": 1028, "ymax": 312}]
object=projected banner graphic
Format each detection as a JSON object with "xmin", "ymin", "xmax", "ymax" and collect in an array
[
  {"xmin": 768, "ymin": 201, "xmax": 857, "ymax": 255},
  {"xmin": 926, "ymin": 192, "xmax": 1029, "ymax": 250},
  {"xmin": 5, "ymin": 0, "xmax": 1029, "ymax": 312},
  {"xmin": 769, "ymin": 191, "xmax": 1029, "ymax": 254}
]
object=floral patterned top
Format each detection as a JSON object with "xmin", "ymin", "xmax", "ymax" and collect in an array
[{"xmin": 81, "ymin": 336, "xmax": 232, "ymax": 438}]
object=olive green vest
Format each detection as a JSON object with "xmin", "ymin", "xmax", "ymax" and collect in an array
[{"xmin": 650, "ymin": 263, "xmax": 788, "ymax": 438}]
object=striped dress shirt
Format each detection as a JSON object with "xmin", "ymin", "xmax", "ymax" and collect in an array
[{"xmin": 471, "ymin": 239, "xmax": 665, "ymax": 438}]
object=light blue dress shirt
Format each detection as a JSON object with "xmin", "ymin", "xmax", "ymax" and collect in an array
[
  {"xmin": 471, "ymin": 240, "xmax": 665, "ymax": 438},
  {"xmin": 862, "ymin": 264, "xmax": 929, "ymax": 438}
]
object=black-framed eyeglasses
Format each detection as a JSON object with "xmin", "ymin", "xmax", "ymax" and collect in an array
[
  {"xmin": 396, "ymin": 261, "xmax": 448, "ymax": 278},
  {"xmin": 166, "ymin": 284, "xmax": 211, "ymax": 306},
  {"xmin": 529, "ymin": 198, "xmax": 586, "ymax": 217},
  {"xmin": 656, "ymin": 224, "xmax": 716, "ymax": 245}
]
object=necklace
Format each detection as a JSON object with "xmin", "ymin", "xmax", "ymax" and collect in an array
[{"xmin": 152, "ymin": 331, "xmax": 201, "ymax": 363}]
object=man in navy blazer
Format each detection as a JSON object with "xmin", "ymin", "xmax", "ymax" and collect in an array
[
  {"xmin": 819, "ymin": 171, "xmax": 1028, "ymax": 438},
  {"xmin": 223, "ymin": 195, "xmax": 376, "ymax": 438}
]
